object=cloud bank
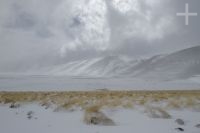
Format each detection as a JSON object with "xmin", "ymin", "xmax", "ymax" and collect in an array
[{"xmin": 0, "ymin": 0, "xmax": 199, "ymax": 72}]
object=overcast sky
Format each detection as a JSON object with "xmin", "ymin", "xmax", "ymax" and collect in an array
[{"xmin": 0, "ymin": 0, "xmax": 200, "ymax": 72}]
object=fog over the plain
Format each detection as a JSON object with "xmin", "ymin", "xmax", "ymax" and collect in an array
[{"xmin": 0, "ymin": 0, "xmax": 199, "ymax": 73}]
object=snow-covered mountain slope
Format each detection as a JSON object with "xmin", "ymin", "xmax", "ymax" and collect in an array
[
  {"xmin": 42, "ymin": 45, "xmax": 200, "ymax": 80},
  {"xmin": 44, "ymin": 55, "xmax": 136, "ymax": 77},
  {"xmin": 122, "ymin": 45, "xmax": 200, "ymax": 80}
]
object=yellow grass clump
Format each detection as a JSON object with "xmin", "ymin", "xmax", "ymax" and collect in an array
[{"xmin": 0, "ymin": 90, "xmax": 199, "ymax": 111}]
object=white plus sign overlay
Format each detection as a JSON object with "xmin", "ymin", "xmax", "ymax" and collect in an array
[{"xmin": 176, "ymin": 3, "xmax": 198, "ymax": 25}]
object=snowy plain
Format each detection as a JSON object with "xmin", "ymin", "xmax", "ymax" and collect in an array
[
  {"xmin": 0, "ymin": 75, "xmax": 200, "ymax": 133},
  {"xmin": 0, "ymin": 75, "xmax": 200, "ymax": 91},
  {"xmin": 0, "ymin": 103, "xmax": 200, "ymax": 133}
]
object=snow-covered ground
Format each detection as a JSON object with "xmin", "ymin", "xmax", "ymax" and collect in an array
[
  {"xmin": 0, "ymin": 75, "xmax": 200, "ymax": 91},
  {"xmin": 0, "ymin": 103, "xmax": 200, "ymax": 133}
]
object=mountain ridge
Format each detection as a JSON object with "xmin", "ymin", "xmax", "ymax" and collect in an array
[{"xmin": 37, "ymin": 45, "xmax": 200, "ymax": 81}]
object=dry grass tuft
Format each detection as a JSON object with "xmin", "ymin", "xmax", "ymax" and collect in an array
[
  {"xmin": 0, "ymin": 90, "xmax": 200, "ymax": 111},
  {"xmin": 84, "ymin": 105, "xmax": 115, "ymax": 126},
  {"xmin": 86, "ymin": 105, "xmax": 102, "ymax": 113}
]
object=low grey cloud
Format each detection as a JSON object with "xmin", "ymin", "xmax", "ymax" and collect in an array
[{"xmin": 0, "ymin": 0, "xmax": 199, "ymax": 72}]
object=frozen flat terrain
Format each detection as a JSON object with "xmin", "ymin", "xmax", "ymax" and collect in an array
[
  {"xmin": 0, "ymin": 75, "xmax": 200, "ymax": 91},
  {"xmin": 0, "ymin": 103, "xmax": 200, "ymax": 133}
]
